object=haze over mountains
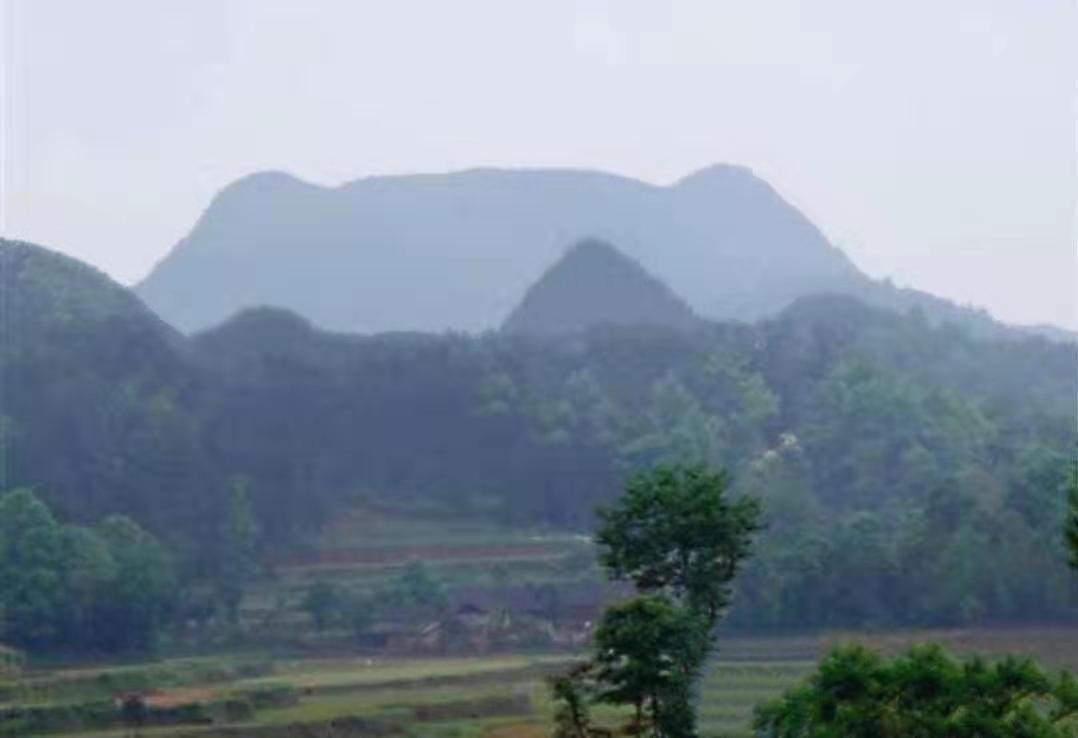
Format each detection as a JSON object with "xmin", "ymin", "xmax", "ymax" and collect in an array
[{"xmin": 136, "ymin": 163, "xmax": 1045, "ymax": 339}]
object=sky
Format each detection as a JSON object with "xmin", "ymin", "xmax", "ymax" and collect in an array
[{"xmin": 2, "ymin": 0, "xmax": 1075, "ymax": 328}]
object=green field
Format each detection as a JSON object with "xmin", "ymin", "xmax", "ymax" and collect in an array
[
  {"xmin": 5, "ymin": 509, "xmax": 1076, "ymax": 737},
  {"xmin": 237, "ymin": 506, "xmax": 598, "ymax": 631},
  {"xmin": 4, "ymin": 628, "xmax": 1076, "ymax": 738}
]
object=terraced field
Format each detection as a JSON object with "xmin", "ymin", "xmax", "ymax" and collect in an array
[
  {"xmin": 240, "ymin": 507, "xmax": 599, "ymax": 631},
  {"xmin": 6, "ymin": 511, "xmax": 1076, "ymax": 737},
  {"xmin": 698, "ymin": 661, "xmax": 814, "ymax": 737},
  {"xmin": 6, "ymin": 628, "xmax": 1075, "ymax": 738}
]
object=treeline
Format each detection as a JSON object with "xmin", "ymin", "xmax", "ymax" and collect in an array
[
  {"xmin": 182, "ymin": 300, "xmax": 1076, "ymax": 627},
  {"xmin": 0, "ymin": 489, "xmax": 175, "ymax": 652},
  {"xmin": 2, "ymin": 239, "xmax": 1076, "ymax": 647},
  {"xmin": 732, "ymin": 443, "xmax": 1076, "ymax": 628}
]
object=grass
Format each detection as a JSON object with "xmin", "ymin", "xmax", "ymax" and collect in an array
[
  {"xmin": 8, "ymin": 628, "xmax": 1077, "ymax": 738},
  {"xmin": 698, "ymin": 661, "xmax": 816, "ymax": 737}
]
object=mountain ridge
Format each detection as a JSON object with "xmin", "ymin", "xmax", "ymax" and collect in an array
[
  {"xmin": 134, "ymin": 164, "xmax": 862, "ymax": 334},
  {"xmin": 135, "ymin": 164, "xmax": 1072, "ymax": 343}
]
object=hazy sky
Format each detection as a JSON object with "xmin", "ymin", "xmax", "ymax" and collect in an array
[{"xmin": 2, "ymin": 0, "xmax": 1075, "ymax": 328}]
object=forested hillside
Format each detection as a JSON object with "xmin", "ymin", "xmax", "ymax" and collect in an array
[
  {"xmin": 0, "ymin": 240, "xmax": 229, "ymax": 563},
  {"xmin": 3, "ymin": 238, "xmax": 1075, "ymax": 637}
]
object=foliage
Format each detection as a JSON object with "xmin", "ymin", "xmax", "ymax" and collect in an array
[
  {"xmin": 596, "ymin": 464, "xmax": 761, "ymax": 621},
  {"xmin": 753, "ymin": 644, "xmax": 1078, "ymax": 738},
  {"xmin": 0, "ymin": 240, "xmax": 229, "ymax": 575},
  {"xmin": 0, "ymin": 489, "xmax": 176, "ymax": 653},
  {"xmin": 213, "ymin": 476, "xmax": 261, "ymax": 624},
  {"xmin": 347, "ymin": 594, "xmax": 376, "ymax": 641},
  {"xmin": 95, "ymin": 514, "xmax": 177, "ymax": 651},
  {"xmin": 381, "ymin": 562, "xmax": 449, "ymax": 624},
  {"xmin": 0, "ymin": 489, "xmax": 64, "ymax": 647},
  {"xmin": 302, "ymin": 580, "xmax": 346, "ymax": 633},
  {"xmin": 592, "ymin": 596, "xmax": 704, "ymax": 738},
  {"xmin": 548, "ymin": 663, "xmax": 599, "ymax": 738},
  {"xmin": 554, "ymin": 464, "xmax": 761, "ymax": 738},
  {"xmin": 4, "ymin": 237, "xmax": 1077, "ymax": 647}
]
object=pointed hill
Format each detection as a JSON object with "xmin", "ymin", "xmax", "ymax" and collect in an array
[{"xmin": 502, "ymin": 239, "xmax": 699, "ymax": 335}]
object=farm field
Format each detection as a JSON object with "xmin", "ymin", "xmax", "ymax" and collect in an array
[
  {"xmin": 5, "ymin": 507, "xmax": 1076, "ymax": 737},
  {"xmin": 4, "ymin": 628, "xmax": 1076, "ymax": 738},
  {"xmin": 240, "ymin": 506, "xmax": 601, "ymax": 626}
]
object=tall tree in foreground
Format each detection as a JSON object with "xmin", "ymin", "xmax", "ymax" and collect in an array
[
  {"xmin": 754, "ymin": 644, "xmax": 1078, "ymax": 738},
  {"xmin": 553, "ymin": 464, "xmax": 761, "ymax": 738},
  {"xmin": 596, "ymin": 465, "xmax": 762, "ymax": 623},
  {"xmin": 592, "ymin": 596, "xmax": 705, "ymax": 738}
]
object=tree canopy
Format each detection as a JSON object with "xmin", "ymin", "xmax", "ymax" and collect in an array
[
  {"xmin": 0, "ymin": 489, "xmax": 176, "ymax": 653},
  {"xmin": 4, "ymin": 238, "xmax": 1076, "ymax": 640},
  {"xmin": 596, "ymin": 465, "xmax": 761, "ymax": 621},
  {"xmin": 558, "ymin": 464, "xmax": 761, "ymax": 738},
  {"xmin": 754, "ymin": 644, "xmax": 1078, "ymax": 738}
]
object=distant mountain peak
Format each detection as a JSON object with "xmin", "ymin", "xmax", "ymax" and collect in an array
[
  {"xmin": 135, "ymin": 163, "xmax": 1061, "ymax": 340},
  {"xmin": 221, "ymin": 170, "xmax": 316, "ymax": 194},
  {"xmin": 209, "ymin": 168, "xmax": 320, "ymax": 207},
  {"xmin": 560, "ymin": 238, "xmax": 628, "ymax": 262},
  {"xmin": 673, "ymin": 163, "xmax": 764, "ymax": 191},
  {"xmin": 502, "ymin": 238, "xmax": 698, "ymax": 336}
]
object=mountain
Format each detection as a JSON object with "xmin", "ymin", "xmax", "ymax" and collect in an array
[
  {"xmin": 136, "ymin": 164, "xmax": 1070, "ymax": 340},
  {"xmin": 0, "ymin": 239, "xmax": 224, "ymax": 549},
  {"xmin": 133, "ymin": 165, "xmax": 1074, "ymax": 341},
  {"xmin": 502, "ymin": 239, "xmax": 698, "ymax": 335},
  {"xmin": 134, "ymin": 165, "xmax": 868, "ymax": 334}
]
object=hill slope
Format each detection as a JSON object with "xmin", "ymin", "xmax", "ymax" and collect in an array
[
  {"xmin": 9, "ymin": 239, "xmax": 1077, "ymax": 629},
  {"xmin": 502, "ymin": 239, "xmax": 698, "ymax": 335},
  {"xmin": 0, "ymin": 239, "xmax": 224, "ymax": 548}
]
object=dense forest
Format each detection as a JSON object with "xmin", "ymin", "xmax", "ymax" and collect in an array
[{"xmin": 1, "ymin": 238, "xmax": 1075, "ymax": 653}]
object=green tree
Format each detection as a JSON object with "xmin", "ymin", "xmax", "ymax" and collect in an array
[
  {"xmin": 347, "ymin": 593, "xmax": 376, "ymax": 642},
  {"xmin": 216, "ymin": 476, "xmax": 261, "ymax": 624},
  {"xmin": 596, "ymin": 464, "xmax": 762, "ymax": 623},
  {"xmin": 622, "ymin": 376, "xmax": 725, "ymax": 468},
  {"xmin": 390, "ymin": 562, "xmax": 448, "ymax": 622},
  {"xmin": 302, "ymin": 580, "xmax": 344, "ymax": 633},
  {"xmin": 754, "ymin": 644, "xmax": 1078, "ymax": 738},
  {"xmin": 593, "ymin": 596, "xmax": 704, "ymax": 738},
  {"xmin": 57, "ymin": 525, "xmax": 116, "ymax": 647},
  {"xmin": 556, "ymin": 464, "xmax": 761, "ymax": 738},
  {"xmin": 95, "ymin": 515, "xmax": 177, "ymax": 651},
  {"xmin": 0, "ymin": 489, "xmax": 65, "ymax": 647},
  {"xmin": 549, "ymin": 663, "xmax": 599, "ymax": 738}
]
